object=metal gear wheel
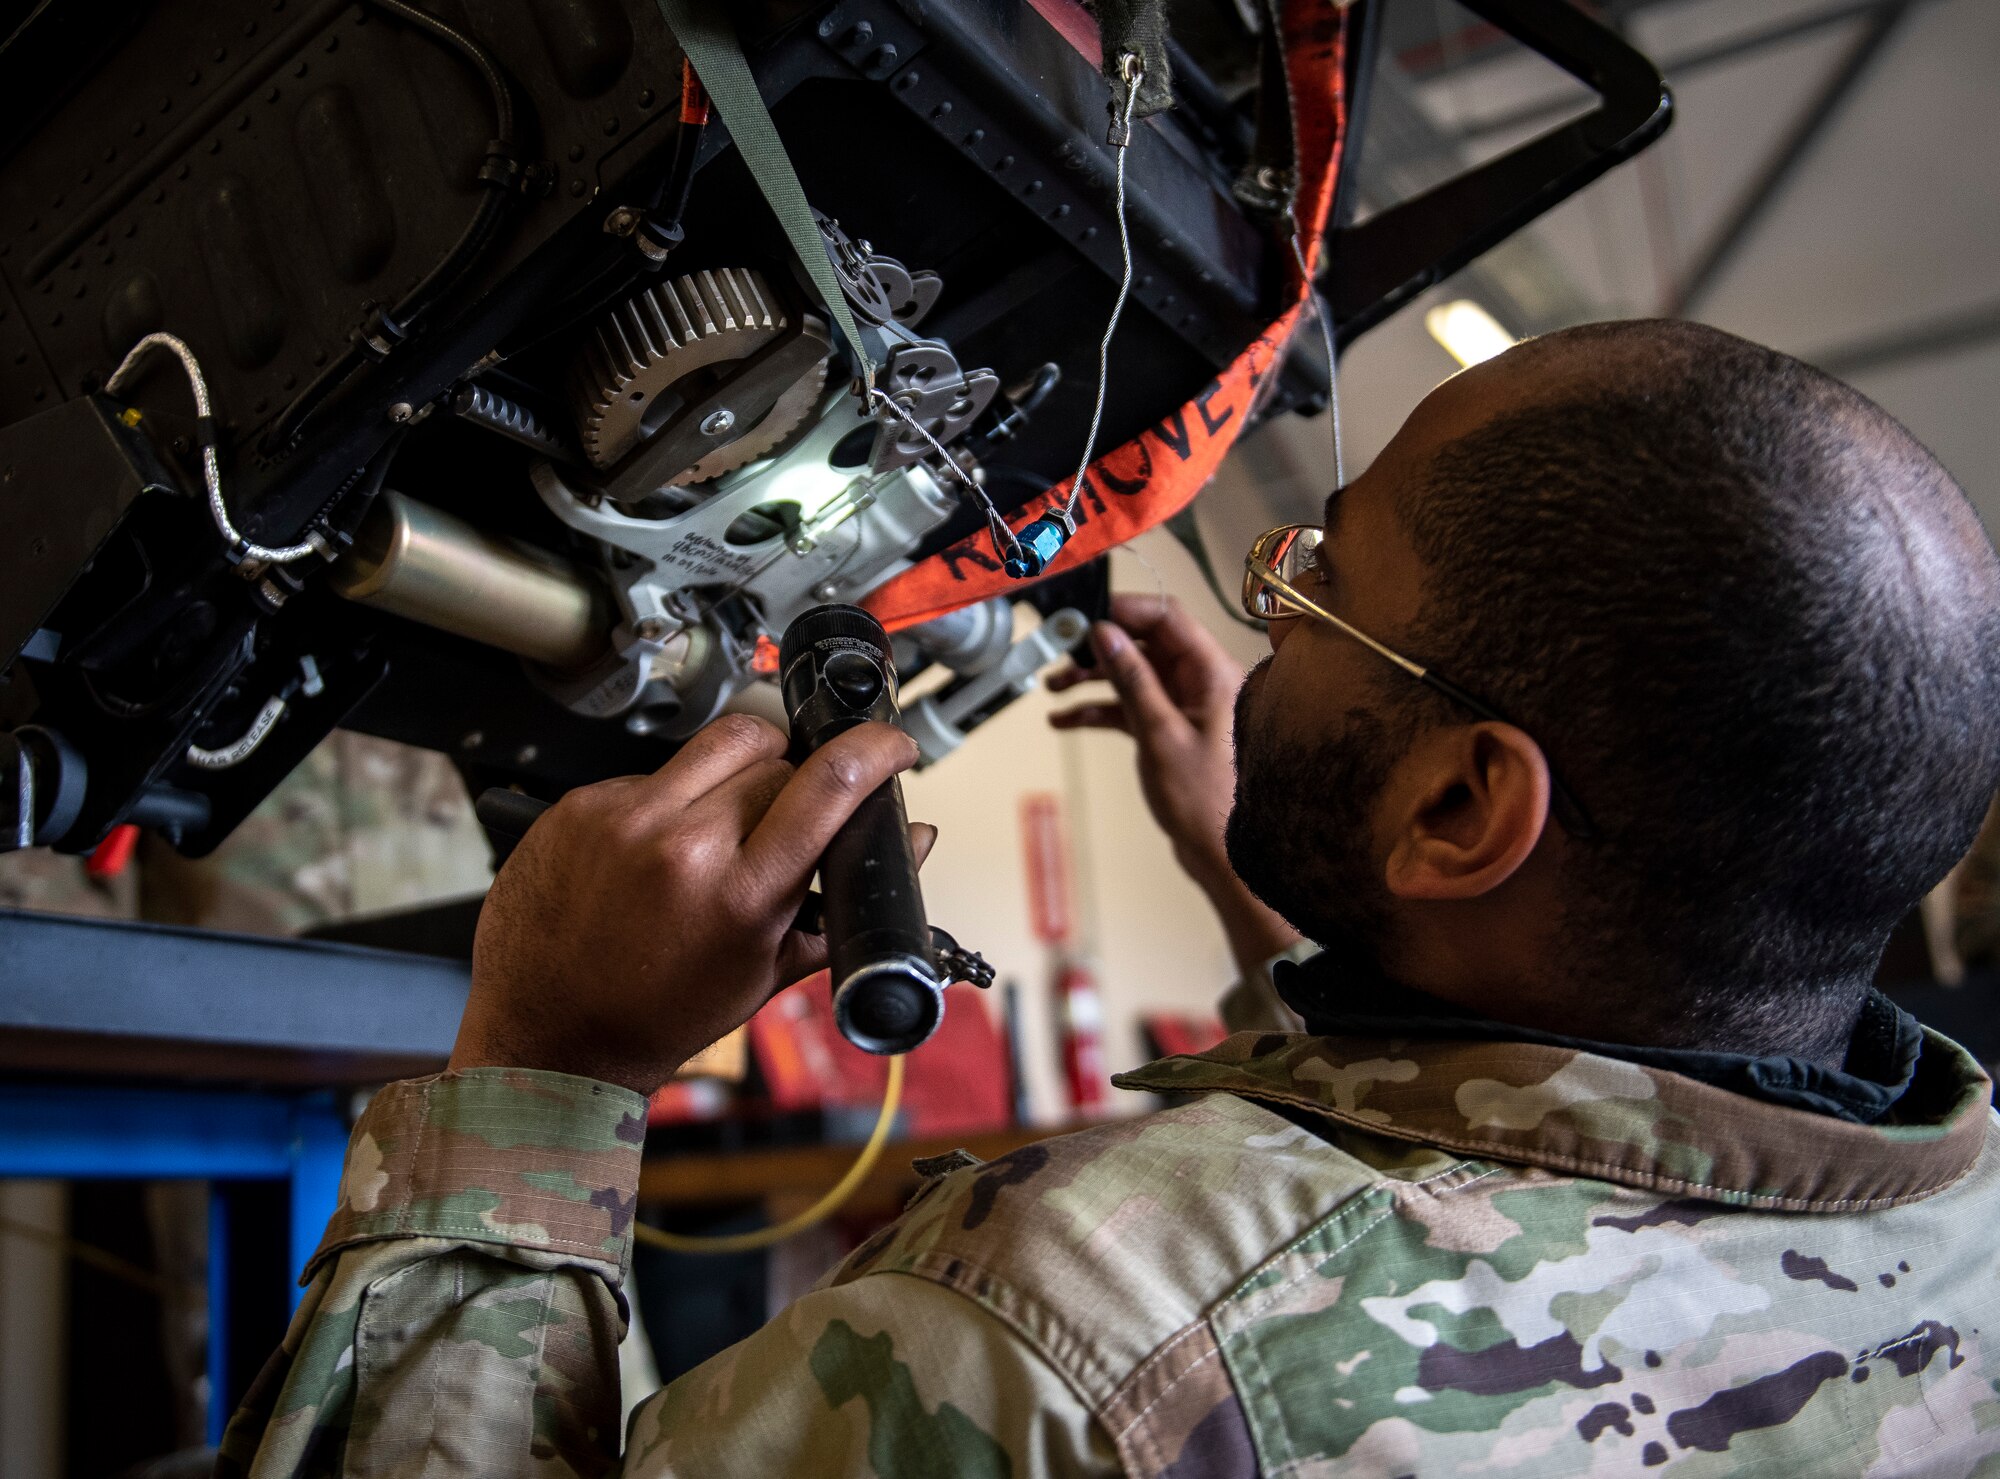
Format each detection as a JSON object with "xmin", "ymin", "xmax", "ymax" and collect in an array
[{"xmin": 569, "ymin": 266, "xmax": 825, "ymax": 481}]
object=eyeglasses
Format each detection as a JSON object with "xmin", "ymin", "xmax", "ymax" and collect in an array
[{"xmin": 1243, "ymin": 523, "xmax": 1598, "ymax": 839}]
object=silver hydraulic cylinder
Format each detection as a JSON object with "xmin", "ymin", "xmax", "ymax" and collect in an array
[
  {"xmin": 902, "ymin": 607, "xmax": 1089, "ymax": 765},
  {"xmin": 329, "ymin": 489, "xmax": 612, "ymax": 673}
]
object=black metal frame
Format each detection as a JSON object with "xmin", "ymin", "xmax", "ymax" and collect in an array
[{"xmin": 1322, "ymin": 0, "xmax": 1671, "ymax": 346}]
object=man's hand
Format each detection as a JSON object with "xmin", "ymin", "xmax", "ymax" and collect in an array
[
  {"xmin": 1049, "ymin": 593, "xmax": 1301, "ymax": 976},
  {"xmin": 451, "ymin": 714, "xmax": 930, "ymax": 1095},
  {"xmin": 1050, "ymin": 594, "xmax": 1248, "ymax": 890}
]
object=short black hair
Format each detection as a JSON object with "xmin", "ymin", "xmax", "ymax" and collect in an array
[{"xmin": 1398, "ymin": 320, "xmax": 2000, "ymax": 1055}]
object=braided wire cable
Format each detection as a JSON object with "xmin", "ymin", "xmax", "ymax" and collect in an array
[
  {"xmin": 867, "ymin": 386, "xmax": 1024, "ymax": 563},
  {"xmin": 1058, "ymin": 52, "xmax": 1146, "ymax": 525},
  {"xmin": 106, "ymin": 333, "xmax": 321, "ymax": 565}
]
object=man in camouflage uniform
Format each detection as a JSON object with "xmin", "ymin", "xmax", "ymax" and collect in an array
[
  {"xmin": 221, "ymin": 321, "xmax": 2000, "ymax": 1477},
  {"xmin": 0, "ymin": 731, "xmax": 487, "ymax": 935}
]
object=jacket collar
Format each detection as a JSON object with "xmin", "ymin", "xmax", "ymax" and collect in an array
[
  {"xmin": 1275, "ymin": 964, "xmax": 1926, "ymax": 1126},
  {"xmin": 1114, "ymin": 1026, "xmax": 1993, "ymax": 1213}
]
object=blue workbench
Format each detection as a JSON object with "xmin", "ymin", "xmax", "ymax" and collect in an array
[{"xmin": 0, "ymin": 905, "xmax": 471, "ymax": 1442}]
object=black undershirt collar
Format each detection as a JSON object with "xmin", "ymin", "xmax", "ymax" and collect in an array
[{"xmin": 1271, "ymin": 955, "xmax": 1925, "ymax": 1126}]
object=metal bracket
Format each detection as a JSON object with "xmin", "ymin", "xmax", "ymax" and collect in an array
[{"xmin": 528, "ymin": 385, "xmax": 957, "ymax": 730}]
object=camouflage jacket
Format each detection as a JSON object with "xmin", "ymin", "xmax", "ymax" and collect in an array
[{"xmin": 219, "ymin": 1027, "xmax": 2000, "ymax": 1478}]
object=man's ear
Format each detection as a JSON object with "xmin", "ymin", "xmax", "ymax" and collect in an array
[{"xmin": 1382, "ymin": 723, "xmax": 1551, "ymax": 901}]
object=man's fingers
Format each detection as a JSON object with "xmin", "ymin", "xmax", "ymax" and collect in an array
[
  {"xmin": 628, "ymin": 714, "xmax": 789, "ymax": 816},
  {"xmin": 770, "ymin": 821, "xmax": 931, "ymax": 996},
  {"xmin": 1092, "ymin": 621, "xmax": 1183, "ymax": 736},
  {"xmin": 1109, "ymin": 592, "xmax": 1238, "ymax": 683},
  {"xmin": 741, "ymin": 722, "xmax": 921, "ymax": 885},
  {"xmin": 1046, "ymin": 664, "xmax": 1096, "ymax": 693},
  {"xmin": 1108, "ymin": 590, "xmax": 1175, "ymax": 623},
  {"xmin": 1107, "ymin": 592, "xmax": 1204, "ymax": 645},
  {"xmin": 1048, "ymin": 702, "xmax": 1130, "ymax": 733},
  {"xmin": 702, "ymin": 756, "xmax": 797, "ymax": 838},
  {"xmin": 772, "ymin": 932, "xmax": 831, "ymax": 996}
]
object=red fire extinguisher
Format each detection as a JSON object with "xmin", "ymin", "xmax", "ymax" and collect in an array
[
  {"xmin": 1056, "ymin": 959, "xmax": 1109, "ymax": 1115},
  {"xmin": 1022, "ymin": 793, "xmax": 1109, "ymax": 1116}
]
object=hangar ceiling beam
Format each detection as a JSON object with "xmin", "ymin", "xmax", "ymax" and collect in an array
[{"xmin": 1670, "ymin": 0, "xmax": 1917, "ymax": 315}]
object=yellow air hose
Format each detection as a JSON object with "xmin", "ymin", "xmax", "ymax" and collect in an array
[{"xmin": 633, "ymin": 1054, "xmax": 905, "ymax": 1255}]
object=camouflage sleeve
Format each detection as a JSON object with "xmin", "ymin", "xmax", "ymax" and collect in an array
[
  {"xmin": 217, "ymin": 1068, "xmax": 647, "ymax": 1478},
  {"xmin": 625, "ymin": 1272, "xmax": 1121, "ymax": 1478},
  {"xmin": 219, "ymin": 1068, "xmax": 1118, "ymax": 1478}
]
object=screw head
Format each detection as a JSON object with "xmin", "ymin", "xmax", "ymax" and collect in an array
[
  {"xmin": 515, "ymin": 744, "xmax": 539, "ymax": 765},
  {"xmin": 813, "ymin": 581, "xmax": 840, "ymax": 601},
  {"xmin": 634, "ymin": 616, "xmax": 670, "ymax": 641},
  {"xmin": 699, "ymin": 408, "xmax": 736, "ymax": 437},
  {"xmin": 387, "ymin": 401, "xmax": 413, "ymax": 423}
]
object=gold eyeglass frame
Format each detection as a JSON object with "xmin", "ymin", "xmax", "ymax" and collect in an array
[{"xmin": 1243, "ymin": 523, "xmax": 1598, "ymax": 839}]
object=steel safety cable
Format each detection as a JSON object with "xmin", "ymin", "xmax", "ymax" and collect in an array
[
  {"xmin": 1288, "ymin": 226, "xmax": 1345, "ymax": 490},
  {"xmin": 1058, "ymin": 52, "xmax": 1146, "ymax": 527},
  {"xmin": 867, "ymin": 388, "xmax": 1025, "ymax": 565},
  {"xmin": 856, "ymin": 0, "xmax": 1354, "ymax": 625}
]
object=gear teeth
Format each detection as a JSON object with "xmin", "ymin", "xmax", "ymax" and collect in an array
[{"xmin": 570, "ymin": 267, "xmax": 787, "ymax": 469}]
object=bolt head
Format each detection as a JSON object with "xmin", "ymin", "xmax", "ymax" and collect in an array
[
  {"xmin": 1006, "ymin": 518, "xmax": 1068, "ymax": 579},
  {"xmin": 813, "ymin": 582, "xmax": 839, "ymax": 601},
  {"xmin": 634, "ymin": 616, "xmax": 669, "ymax": 641},
  {"xmin": 699, "ymin": 408, "xmax": 736, "ymax": 437}
]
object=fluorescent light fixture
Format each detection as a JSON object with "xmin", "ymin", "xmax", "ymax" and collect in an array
[{"xmin": 1425, "ymin": 300, "xmax": 1515, "ymax": 368}]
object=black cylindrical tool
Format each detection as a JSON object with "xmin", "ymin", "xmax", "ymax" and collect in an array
[{"xmin": 780, "ymin": 605, "xmax": 945, "ymax": 1055}]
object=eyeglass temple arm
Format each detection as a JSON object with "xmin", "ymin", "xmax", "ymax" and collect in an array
[
  {"xmin": 1252, "ymin": 560, "xmax": 1601, "ymax": 840},
  {"xmin": 1421, "ymin": 670, "xmax": 1599, "ymax": 840},
  {"xmin": 1249, "ymin": 559, "xmax": 1427, "ymax": 678}
]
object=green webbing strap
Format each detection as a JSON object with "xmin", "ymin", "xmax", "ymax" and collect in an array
[
  {"xmin": 1164, "ymin": 506, "xmax": 1265, "ymax": 630},
  {"xmin": 654, "ymin": 0, "xmax": 875, "ymax": 384}
]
